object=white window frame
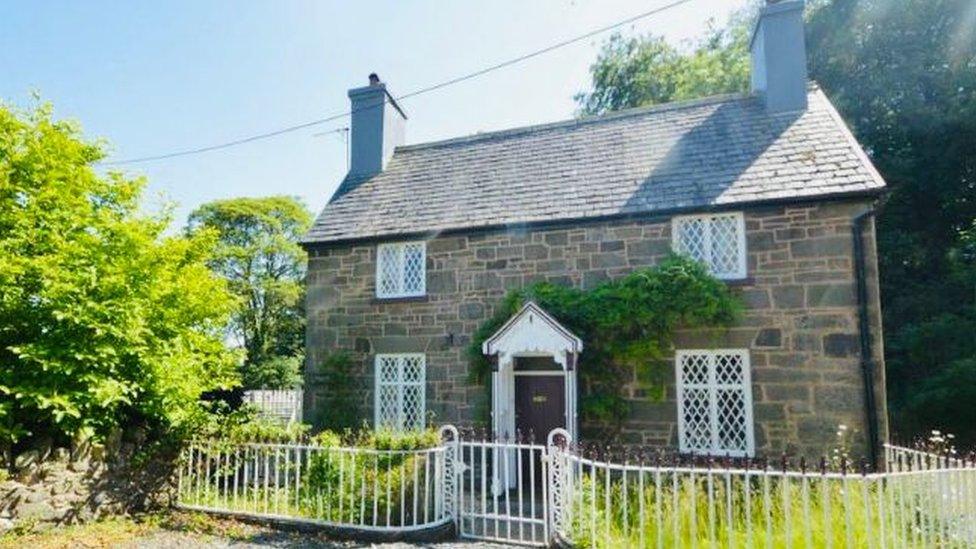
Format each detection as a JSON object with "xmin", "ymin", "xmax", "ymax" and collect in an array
[
  {"xmin": 675, "ymin": 349, "xmax": 755, "ymax": 457},
  {"xmin": 375, "ymin": 241, "xmax": 426, "ymax": 299},
  {"xmin": 671, "ymin": 212, "xmax": 747, "ymax": 280},
  {"xmin": 374, "ymin": 353, "xmax": 426, "ymax": 431}
]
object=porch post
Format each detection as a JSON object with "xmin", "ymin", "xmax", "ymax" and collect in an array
[
  {"xmin": 564, "ymin": 351, "xmax": 578, "ymax": 442},
  {"xmin": 491, "ymin": 370, "xmax": 498, "ymax": 437}
]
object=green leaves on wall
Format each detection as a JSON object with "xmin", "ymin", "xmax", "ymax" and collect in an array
[{"xmin": 469, "ymin": 254, "xmax": 742, "ymax": 435}]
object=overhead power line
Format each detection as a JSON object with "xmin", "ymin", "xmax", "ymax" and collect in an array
[{"xmin": 103, "ymin": 0, "xmax": 695, "ymax": 166}]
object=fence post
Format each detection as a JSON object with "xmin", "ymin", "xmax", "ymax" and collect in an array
[
  {"xmin": 547, "ymin": 427, "xmax": 571, "ymax": 544},
  {"xmin": 439, "ymin": 424, "xmax": 460, "ymax": 529}
]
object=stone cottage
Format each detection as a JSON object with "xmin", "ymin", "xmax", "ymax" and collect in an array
[{"xmin": 302, "ymin": 0, "xmax": 888, "ymax": 460}]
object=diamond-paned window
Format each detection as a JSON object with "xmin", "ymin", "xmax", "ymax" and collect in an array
[
  {"xmin": 376, "ymin": 242, "xmax": 426, "ymax": 298},
  {"xmin": 672, "ymin": 212, "xmax": 747, "ymax": 279},
  {"xmin": 374, "ymin": 354, "xmax": 426, "ymax": 431},
  {"xmin": 676, "ymin": 349, "xmax": 754, "ymax": 457}
]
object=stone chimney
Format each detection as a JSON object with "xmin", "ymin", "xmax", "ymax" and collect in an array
[
  {"xmin": 347, "ymin": 73, "xmax": 407, "ymax": 178},
  {"xmin": 750, "ymin": 0, "xmax": 808, "ymax": 113}
]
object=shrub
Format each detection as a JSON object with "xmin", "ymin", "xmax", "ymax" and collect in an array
[
  {"xmin": 311, "ymin": 429, "xmax": 342, "ymax": 448},
  {"xmin": 314, "ymin": 351, "xmax": 361, "ymax": 431},
  {"xmin": 0, "ymin": 102, "xmax": 241, "ymax": 462},
  {"xmin": 302, "ymin": 428, "xmax": 441, "ymax": 525},
  {"xmin": 240, "ymin": 355, "xmax": 303, "ymax": 390},
  {"xmin": 179, "ymin": 430, "xmax": 442, "ymax": 528},
  {"xmin": 196, "ymin": 403, "xmax": 309, "ymax": 443},
  {"xmin": 353, "ymin": 428, "xmax": 441, "ymax": 451}
]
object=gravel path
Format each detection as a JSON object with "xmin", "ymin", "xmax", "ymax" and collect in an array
[
  {"xmin": 1, "ymin": 512, "xmax": 516, "ymax": 548},
  {"xmin": 119, "ymin": 530, "xmax": 512, "ymax": 548}
]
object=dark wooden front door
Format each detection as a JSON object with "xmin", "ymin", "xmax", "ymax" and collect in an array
[{"xmin": 514, "ymin": 374, "xmax": 565, "ymax": 441}]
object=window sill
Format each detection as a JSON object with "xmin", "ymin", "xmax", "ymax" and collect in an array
[{"xmin": 373, "ymin": 295, "xmax": 430, "ymax": 304}]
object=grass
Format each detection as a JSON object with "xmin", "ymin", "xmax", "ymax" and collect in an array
[
  {"xmin": 179, "ymin": 446, "xmax": 440, "ymax": 527},
  {"xmin": 178, "ymin": 475, "xmax": 438, "ymax": 528},
  {"xmin": 13, "ymin": 465, "xmax": 969, "ymax": 548},
  {"xmin": 563, "ymin": 466, "xmax": 975, "ymax": 548},
  {"xmin": 174, "ymin": 441, "xmax": 976, "ymax": 547},
  {"xmin": 0, "ymin": 512, "xmax": 263, "ymax": 549},
  {"xmin": 0, "ymin": 516, "xmax": 157, "ymax": 549}
]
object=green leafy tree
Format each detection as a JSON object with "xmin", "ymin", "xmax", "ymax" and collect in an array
[
  {"xmin": 575, "ymin": 0, "xmax": 976, "ymax": 445},
  {"xmin": 0, "ymin": 102, "xmax": 240, "ymax": 462},
  {"xmin": 187, "ymin": 196, "xmax": 312, "ymax": 389},
  {"xmin": 574, "ymin": 15, "xmax": 752, "ymax": 115},
  {"xmin": 805, "ymin": 0, "xmax": 976, "ymax": 446},
  {"xmin": 241, "ymin": 355, "xmax": 303, "ymax": 390}
]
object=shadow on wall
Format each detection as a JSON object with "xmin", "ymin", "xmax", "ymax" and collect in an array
[{"xmin": 1, "ymin": 434, "xmax": 178, "ymax": 532}]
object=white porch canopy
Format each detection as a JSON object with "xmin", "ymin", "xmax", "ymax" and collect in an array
[{"xmin": 482, "ymin": 301, "xmax": 583, "ymax": 442}]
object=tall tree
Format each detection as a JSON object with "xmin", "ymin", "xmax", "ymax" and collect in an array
[
  {"xmin": 0, "ymin": 102, "xmax": 240, "ymax": 461},
  {"xmin": 574, "ymin": 14, "xmax": 752, "ymax": 115},
  {"xmin": 187, "ymin": 196, "xmax": 312, "ymax": 389},
  {"xmin": 576, "ymin": 0, "xmax": 976, "ymax": 445},
  {"xmin": 805, "ymin": 0, "xmax": 976, "ymax": 446}
]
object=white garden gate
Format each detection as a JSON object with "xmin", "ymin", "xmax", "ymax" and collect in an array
[{"xmin": 453, "ymin": 432, "xmax": 555, "ymax": 545}]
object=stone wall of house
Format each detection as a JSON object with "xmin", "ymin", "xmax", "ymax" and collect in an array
[
  {"xmin": 0, "ymin": 438, "xmax": 176, "ymax": 533},
  {"xmin": 304, "ymin": 198, "xmax": 887, "ymax": 459}
]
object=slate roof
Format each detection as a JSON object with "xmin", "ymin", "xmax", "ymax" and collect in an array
[{"xmin": 304, "ymin": 86, "xmax": 885, "ymax": 244}]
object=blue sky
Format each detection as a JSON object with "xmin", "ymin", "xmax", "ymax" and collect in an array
[{"xmin": 1, "ymin": 0, "xmax": 748, "ymax": 226}]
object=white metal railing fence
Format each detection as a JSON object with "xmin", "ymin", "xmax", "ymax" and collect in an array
[
  {"xmin": 177, "ymin": 437, "xmax": 451, "ymax": 532},
  {"xmin": 456, "ymin": 431, "xmax": 551, "ymax": 545},
  {"xmin": 882, "ymin": 443, "xmax": 976, "ymax": 547},
  {"xmin": 548, "ymin": 441, "xmax": 976, "ymax": 548},
  {"xmin": 243, "ymin": 389, "xmax": 303, "ymax": 423},
  {"xmin": 177, "ymin": 427, "xmax": 976, "ymax": 546},
  {"xmin": 884, "ymin": 442, "xmax": 970, "ymax": 471}
]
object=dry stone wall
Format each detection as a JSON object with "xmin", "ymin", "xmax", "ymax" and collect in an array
[
  {"xmin": 305, "ymin": 198, "xmax": 887, "ymax": 459},
  {"xmin": 0, "ymin": 439, "xmax": 176, "ymax": 533}
]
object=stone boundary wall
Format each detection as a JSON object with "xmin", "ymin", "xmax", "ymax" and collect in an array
[
  {"xmin": 304, "ymin": 198, "xmax": 887, "ymax": 458},
  {"xmin": 0, "ymin": 441, "xmax": 176, "ymax": 533}
]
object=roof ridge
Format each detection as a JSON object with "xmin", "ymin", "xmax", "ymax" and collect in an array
[{"xmin": 395, "ymin": 91, "xmax": 755, "ymax": 152}]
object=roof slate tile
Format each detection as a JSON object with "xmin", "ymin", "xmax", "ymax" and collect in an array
[{"xmin": 304, "ymin": 88, "xmax": 885, "ymax": 244}]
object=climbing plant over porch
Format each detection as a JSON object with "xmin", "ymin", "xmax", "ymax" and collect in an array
[{"xmin": 468, "ymin": 254, "xmax": 742, "ymax": 434}]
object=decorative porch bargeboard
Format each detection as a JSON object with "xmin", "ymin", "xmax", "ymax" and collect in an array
[
  {"xmin": 482, "ymin": 302, "xmax": 582, "ymax": 450},
  {"xmin": 178, "ymin": 427, "xmax": 976, "ymax": 547}
]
